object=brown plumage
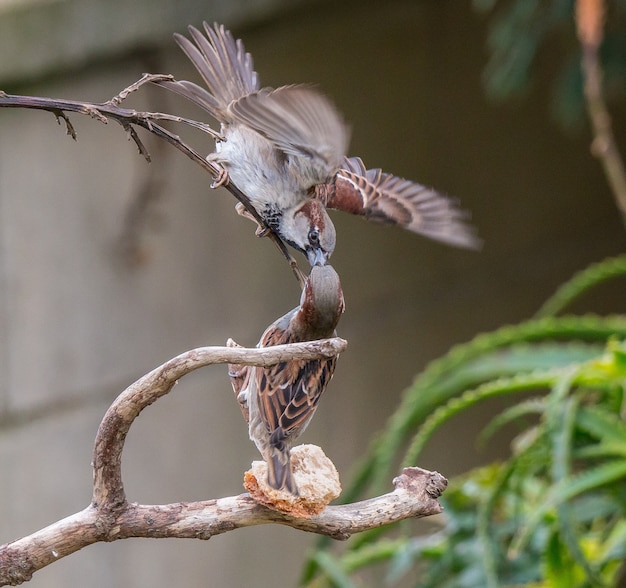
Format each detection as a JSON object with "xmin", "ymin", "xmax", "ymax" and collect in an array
[
  {"xmin": 228, "ymin": 264, "xmax": 344, "ymax": 494},
  {"xmin": 158, "ymin": 23, "xmax": 344, "ymax": 266},
  {"xmin": 158, "ymin": 22, "xmax": 480, "ymax": 262},
  {"xmin": 316, "ymin": 157, "xmax": 479, "ymax": 249}
]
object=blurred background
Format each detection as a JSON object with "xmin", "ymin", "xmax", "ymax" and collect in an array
[{"xmin": 1, "ymin": 0, "xmax": 624, "ymax": 585}]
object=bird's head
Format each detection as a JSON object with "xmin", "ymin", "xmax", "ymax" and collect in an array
[
  {"xmin": 281, "ymin": 199, "xmax": 336, "ymax": 267},
  {"xmin": 297, "ymin": 263, "xmax": 345, "ymax": 339}
]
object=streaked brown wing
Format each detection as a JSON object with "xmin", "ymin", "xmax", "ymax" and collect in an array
[
  {"xmin": 325, "ymin": 157, "xmax": 481, "ymax": 249},
  {"xmin": 257, "ymin": 356, "xmax": 336, "ymax": 439},
  {"xmin": 255, "ymin": 323, "xmax": 336, "ymax": 437}
]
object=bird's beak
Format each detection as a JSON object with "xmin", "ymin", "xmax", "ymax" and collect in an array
[{"xmin": 307, "ymin": 247, "xmax": 328, "ymax": 267}]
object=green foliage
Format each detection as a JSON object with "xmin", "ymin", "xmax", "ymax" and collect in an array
[
  {"xmin": 299, "ymin": 9, "xmax": 626, "ymax": 581},
  {"xmin": 302, "ymin": 255, "xmax": 626, "ymax": 587},
  {"xmin": 536, "ymin": 254, "xmax": 626, "ymax": 318},
  {"xmin": 473, "ymin": 0, "xmax": 626, "ymax": 128},
  {"xmin": 300, "ymin": 4, "xmax": 626, "ymax": 585}
]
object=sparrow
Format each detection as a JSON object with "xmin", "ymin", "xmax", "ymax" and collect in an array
[
  {"xmin": 158, "ymin": 23, "xmax": 480, "ymax": 265},
  {"xmin": 227, "ymin": 264, "xmax": 345, "ymax": 495}
]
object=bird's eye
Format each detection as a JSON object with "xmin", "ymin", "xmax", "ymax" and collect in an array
[{"xmin": 308, "ymin": 228, "xmax": 320, "ymax": 247}]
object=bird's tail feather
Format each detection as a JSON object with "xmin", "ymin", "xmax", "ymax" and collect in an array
[{"xmin": 267, "ymin": 450, "xmax": 298, "ymax": 495}]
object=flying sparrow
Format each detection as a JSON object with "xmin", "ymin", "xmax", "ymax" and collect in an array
[
  {"xmin": 227, "ymin": 264, "xmax": 344, "ymax": 494},
  {"xmin": 158, "ymin": 22, "xmax": 480, "ymax": 264}
]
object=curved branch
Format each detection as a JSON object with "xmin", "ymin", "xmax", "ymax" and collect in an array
[
  {"xmin": 0, "ymin": 339, "xmax": 448, "ymax": 587},
  {"xmin": 92, "ymin": 338, "xmax": 348, "ymax": 511}
]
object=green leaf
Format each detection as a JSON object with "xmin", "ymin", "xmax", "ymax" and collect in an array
[
  {"xmin": 479, "ymin": 396, "xmax": 545, "ymax": 446},
  {"xmin": 361, "ymin": 315, "xmax": 626, "ymax": 497},
  {"xmin": 537, "ymin": 255, "xmax": 626, "ymax": 318},
  {"xmin": 578, "ymin": 338, "xmax": 626, "ymax": 383},
  {"xmin": 308, "ymin": 552, "xmax": 358, "ymax": 588},
  {"xmin": 511, "ymin": 460, "xmax": 626, "ymax": 554},
  {"xmin": 402, "ymin": 369, "xmax": 563, "ymax": 467},
  {"xmin": 543, "ymin": 531, "xmax": 585, "ymax": 588},
  {"xmin": 576, "ymin": 405, "xmax": 626, "ymax": 444},
  {"xmin": 600, "ymin": 519, "xmax": 626, "ymax": 562}
]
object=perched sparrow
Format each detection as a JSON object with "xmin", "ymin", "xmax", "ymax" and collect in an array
[
  {"xmin": 159, "ymin": 23, "xmax": 479, "ymax": 264},
  {"xmin": 227, "ymin": 264, "xmax": 344, "ymax": 494}
]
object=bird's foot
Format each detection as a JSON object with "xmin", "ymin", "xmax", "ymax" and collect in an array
[
  {"xmin": 210, "ymin": 166, "xmax": 230, "ymax": 189},
  {"xmin": 235, "ymin": 202, "xmax": 270, "ymax": 237}
]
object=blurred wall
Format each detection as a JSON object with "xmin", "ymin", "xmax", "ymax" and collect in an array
[{"xmin": 1, "ymin": 0, "xmax": 625, "ymax": 586}]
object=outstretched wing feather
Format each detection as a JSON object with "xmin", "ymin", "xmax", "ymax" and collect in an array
[{"xmin": 324, "ymin": 157, "xmax": 481, "ymax": 249}]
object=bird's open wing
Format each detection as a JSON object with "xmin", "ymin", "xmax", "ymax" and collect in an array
[
  {"xmin": 156, "ymin": 22, "xmax": 259, "ymax": 119},
  {"xmin": 229, "ymin": 85, "xmax": 349, "ymax": 173},
  {"xmin": 321, "ymin": 157, "xmax": 481, "ymax": 249}
]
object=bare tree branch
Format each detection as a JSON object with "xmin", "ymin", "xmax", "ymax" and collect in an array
[
  {"xmin": 92, "ymin": 339, "xmax": 348, "ymax": 511},
  {"xmin": 0, "ymin": 470, "xmax": 445, "ymax": 586},
  {"xmin": 0, "ymin": 75, "xmax": 306, "ymax": 285},
  {"xmin": 576, "ymin": 0, "xmax": 626, "ymax": 221},
  {"xmin": 0, "ymin": 338, "xmax": 447, "ymax": 586},
  {"xmin": 0, "ymin": 72, "xmax": 448, "ymax": 586},
  {"xmin": 114, "ymin": 69, "xmax": 177, "ymax": 265}
]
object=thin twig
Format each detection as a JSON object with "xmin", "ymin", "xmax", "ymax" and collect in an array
[
  {"xmin": 576, "ymin": 0, "xmax": 626, "ymax": 221},
  {"xmin": 106, "ymin": 72, "xmax": 174, "ymax": 106},
  {"xmin": 0, "ymin": 80, "xmax": 305, "ymax": 285}
]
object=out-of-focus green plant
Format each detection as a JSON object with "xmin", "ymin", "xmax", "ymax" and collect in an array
[
  {"xmin": 301, "ymin": 256, "xmax": 626, "ymax": 587},
  {"xmin": 473, "ymin": 0, "xmax": 626, "ymax": 128},
  {"xmin": 300, "ymin": 2, "xmax": 626, "ymax": 585}
]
